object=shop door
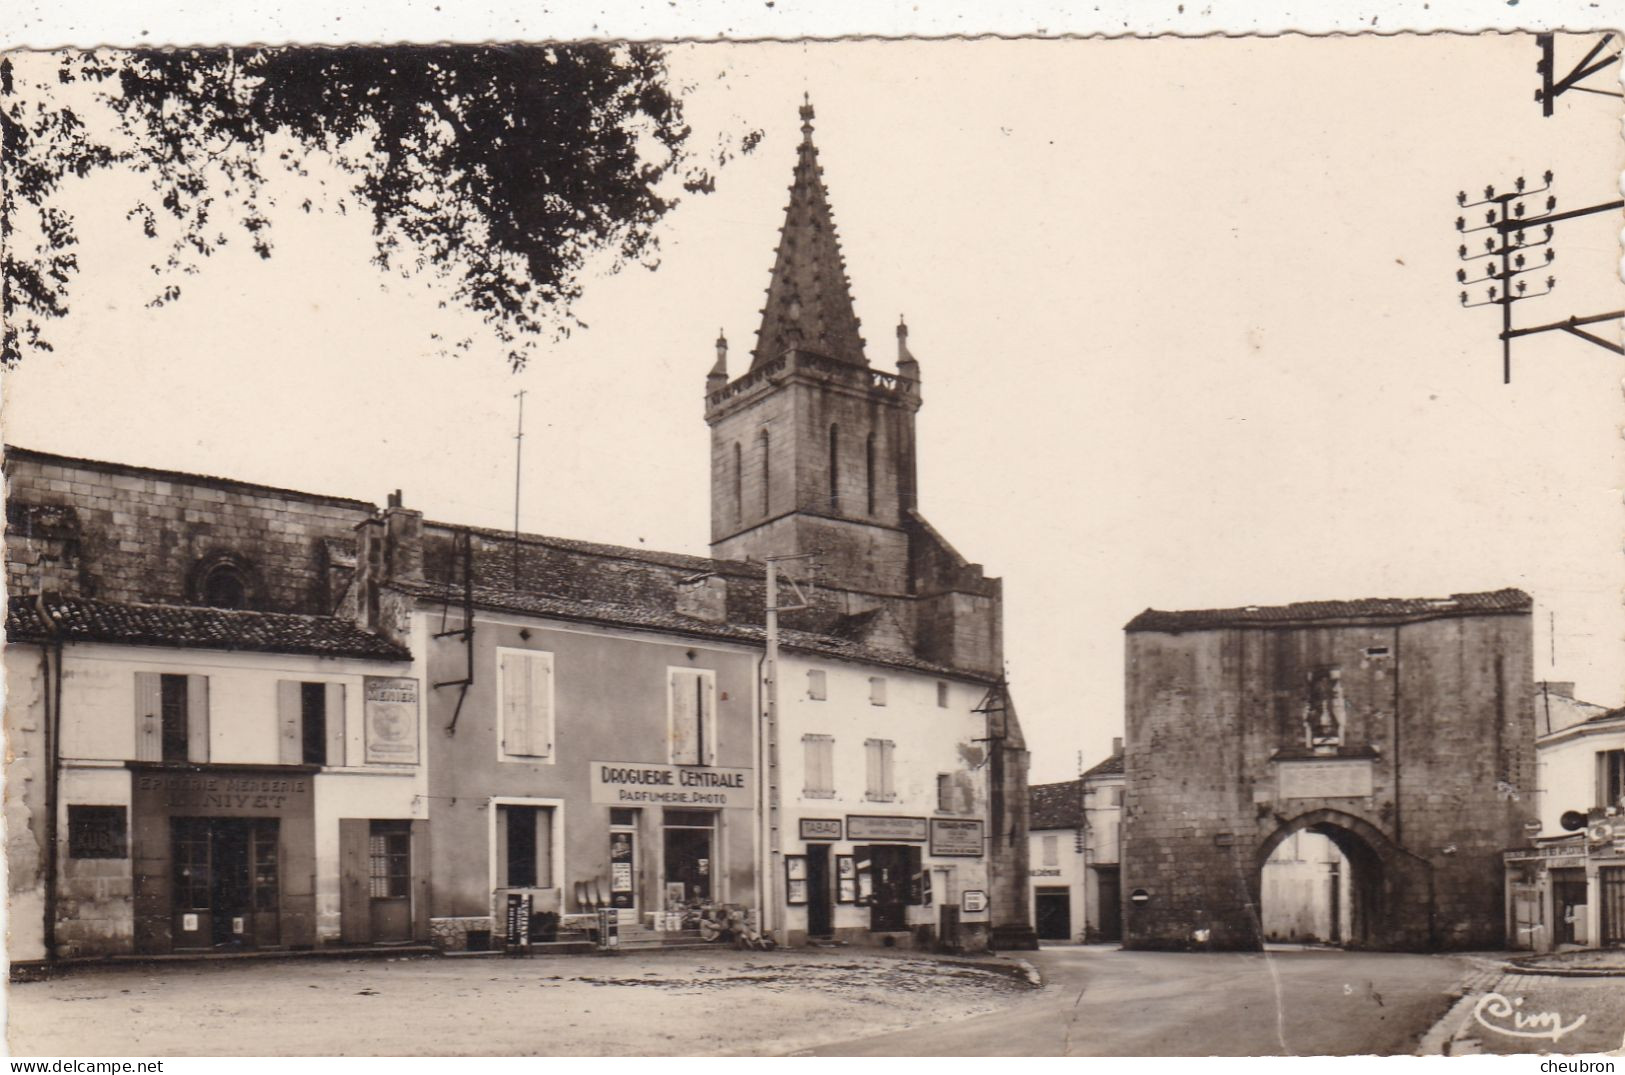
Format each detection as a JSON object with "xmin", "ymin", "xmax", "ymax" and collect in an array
[
  {"xmin": 806, "ymin": 845, "xmax": 832, "ymax": 937},
  {"xmin": 1601, "ymin": 867, "xmax": 1625, "ymax": 947},
  {"xmin": 368, "ymin": 821, "xmax": 413, "ymax": 943},
  {"xmin": 172, "ymin": 818, "xmax": 279, "ymax": 949},
  {"xmin": 1096, "ymin": 867, "xmax": 1122, "ymax": 942},
  {"xmin": 1553, "ymin": 869, "xmax": 1588, "ymax": 946},
  {"xmin": 868, "ymin": 845, "xmax": 911, "ymax": 932},
  {"xmin": 1035, "ymin": 887, "xmax": 1071, "ymax": 940},
  {"xmin": 663, "ymin": 811, "xmax": 715, "ymax": 905}
]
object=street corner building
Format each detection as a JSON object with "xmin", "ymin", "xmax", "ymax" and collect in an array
[
  {"xmin": 1503, "ymin": 685, "xmax": 1625, "ymax": 952},
  {"xmin": 1027, "ymin": 741, "xmax": 1124, "ymax": 944},
  {"xmin": 3, "ymin": 452, "xmax": 425, "ymax": 962},
  {"xmin": 1, "ymin": 100, "xmax": 1036, "ymax": 968},
  {"xmin": 1120, "ymin": 589, "xmax": 1538, "ymax": 952}
]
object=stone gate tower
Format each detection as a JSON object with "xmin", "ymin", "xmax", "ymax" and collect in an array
[{"xmin": 1121, "ymin": 589, "xmax": 1536, "ymax": 952}]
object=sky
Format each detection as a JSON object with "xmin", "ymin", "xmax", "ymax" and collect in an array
[{"xmin": 3, "ymin": 33, "xmax": 1622, "ymax": 783}]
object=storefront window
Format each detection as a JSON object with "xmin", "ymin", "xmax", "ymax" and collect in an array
[{"xmin": 663, "ymin": 809, "xmax": 715, "ymax": 905}]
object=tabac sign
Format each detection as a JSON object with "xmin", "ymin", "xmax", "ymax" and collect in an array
[
  {"xmin": 590, "ymin": 762, "xmax": 754, "ymax": 809},
  {"xmin": 364, "ymin": 677, "xmax": 420, "ymax": 765}
]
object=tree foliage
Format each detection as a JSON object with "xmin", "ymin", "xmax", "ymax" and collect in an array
[{"xmin": 1, "ymin": 44, "xmax": 733, "ymax": 368}]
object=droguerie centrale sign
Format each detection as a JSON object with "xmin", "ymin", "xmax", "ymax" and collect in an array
[{"xmin": 590, "ymin": 761, "xmax": 753, "ymax": 809}]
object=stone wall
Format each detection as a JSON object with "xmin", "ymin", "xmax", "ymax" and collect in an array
[
  {"xmin": 1122, "ymin": 610, "xmax": 1535, "ymax": 951},
  {"xmin": 5, "ymin": 448, "xmax": 373, "ymax": 613}
]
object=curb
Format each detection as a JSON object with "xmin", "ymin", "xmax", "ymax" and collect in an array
[{"xmin": 1506, "ymin": 963, "xmax": 1625, "ymax": 978}]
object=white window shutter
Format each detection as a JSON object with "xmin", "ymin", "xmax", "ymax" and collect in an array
[
  {"xmin": 276, "ymin": 681, "xmax": 302, "ymax": 764},
  {"xmin": 671, "ymin": 671, "xmax": 699, "ymax": 764},
  {"xmin": 881, "ymin": 740, "xmax": 895, "ymax": 799},
  {"xmin": 702, "ymin": 675, "xmax": 717, "ymax": 764},
  {"xmin": 186, "ymin": 675, "xmax": 210, "ymax": 764},
  {"xmin": 865, "ymin": 739, "xmax": 881, "ymax": 798},
  {"xmin": 324, "ymin": 683, "xmax": 346, "ymax": 766},
  {"xmin": 528, "ymin": 657, "xmax": 552, "ymax": 758},
  {"xmin": 134, "ymin": 672, "xmax": 162, "ymax": 762},
  {"xmin": 500, "ymin": 652, "xmax": 530, "ymax": 756}
]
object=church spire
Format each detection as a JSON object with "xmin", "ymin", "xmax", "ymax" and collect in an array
[{"xmin": 750, "ymin": 97, "xmax": 867, "ymax": 369}]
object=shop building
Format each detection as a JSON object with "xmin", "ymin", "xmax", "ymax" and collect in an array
[
  {"xmin": 1027, "ymin": 741, "xmax": 1125, "ymax": 944},
  {"xmin": 778, "ymin": 653, "xmax": 998, "ymax": 949},
  {"xmin": 1503, "ymin": 696, "xmax": 1625, "ymax": 952},
  {"xmin": 4, "ymin": 451, "xmax": 426, "ymax": 963}
]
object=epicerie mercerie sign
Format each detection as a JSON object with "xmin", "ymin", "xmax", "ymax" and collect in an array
[{"xmin": 590, "ymin": 762, "xmax": 753, "ymax": 809}]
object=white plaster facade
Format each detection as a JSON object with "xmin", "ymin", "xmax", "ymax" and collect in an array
[
  {"xmin": 775, "ymin": 653, "xmax": 994, "ymax": 946},
  {"xmin": 5, "ymin": 627, "xmax": 424, "ymax": 959}
]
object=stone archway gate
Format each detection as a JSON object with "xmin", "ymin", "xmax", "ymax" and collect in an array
[{"xmin": 1118, "ymin": 590, "xmax": 1536, "ymax": 952}]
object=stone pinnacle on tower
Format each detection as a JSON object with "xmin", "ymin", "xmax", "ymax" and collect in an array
[{"xmin": 749, "ymin": 97, "xmax": 868, "ymax": 369}]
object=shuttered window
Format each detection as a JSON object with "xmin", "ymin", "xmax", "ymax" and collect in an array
[
  {"xmin": 807, "ymin": 669, "xmax": 827, "ymax": 701},
  {"xmin": 869, "ymin": 677, "xmax": 887, "ymax": 706},
  {"xmin": 670, "ymin": 669, "xmax": 717, "ymax": 765},
  {"xmin": 1042, "ymin": 834, "xmax": 1059, "ymax": 867},
  {"xmin": 499, "ymin": 650, "xmax": 555, "ymax": 761},
  {"xmin": 278, "ymin": 681, "xmax": 346, "ymax": 766},
  {"xmin": 865, "ymin": 738, "xmax": 896, "ymax": 801},
  {"xmin": 803, "ymin": 735, "xmax": 835, "ymax": 798},
  {"xmin": 135, "ymin": 672, "xmax": 208, "ymax": 763}
]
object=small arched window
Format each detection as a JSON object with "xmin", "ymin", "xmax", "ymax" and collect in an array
[
  {"xmin": 828, "ymin": 424, "xmax": 840, "ymax": 511},
  {"xmin": 865, "ymin": 433, "xmax": 876, "ymax": 515},
  {"xmin": 190, "ymin": 552, "xmax": 256, "ymax": 610}
]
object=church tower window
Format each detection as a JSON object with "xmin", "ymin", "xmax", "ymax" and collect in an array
[
  {"xmin": 828, "ymin": 424, "xmax": 840, "ymax": 512},
  {"xmin": 733, "ymin": 442, "xmax": 743, "ymax": 525},
  {"xmin": 866, "ymin": 433, "xmax": 876, "ymax": 516},
  {"xmin": 759, "ymin": 429, "xmax": 771, "ymax": 518}
]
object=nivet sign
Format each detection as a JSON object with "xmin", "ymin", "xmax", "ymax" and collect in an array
[{"xmin": 590, "ymin": 762, "xmax": 754, "ymax": 809}]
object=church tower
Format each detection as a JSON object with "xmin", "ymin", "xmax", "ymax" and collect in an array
[{"xmin": 704, "ymin": 99, "xmax": 924, "ymax": 597}]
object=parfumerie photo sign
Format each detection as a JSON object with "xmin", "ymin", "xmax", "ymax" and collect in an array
[
  {"xmin": 591, "ymin": 762, "xmax": 753, "ymax": 808},
  {"xmin": 365, "ymin": 677, "xmax": 420, "ymax": 765}
]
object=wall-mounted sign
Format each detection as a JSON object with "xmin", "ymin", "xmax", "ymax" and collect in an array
[
  {"xmin": 929, "ymin": 818, "xmax": 984, "ymax": 857},
  {"xmin": 1523, "ymin": 819, "xmax": 1543, "ymax": 836},
  {"xmin": 800, "ymin": 817, "xmax": 843, "ymax": 841},
  {"xmin": 1030, "ymin": 868, "xmax": 1062, "ymax": 877},
  {"xmin": 961, "ymin": 889, "xmax": 988, "ymax": 913},
  {"xmin": 1276, "ymin": 759, "xmax": 1373, "ymax": 800},
  {"xmin": 846, "ymin": 815, "xmax": 928, "ymax": 841},
  {"xmin": 590, "ymin": 762, "xmax": 753, "ymax": 809},
  {"xmin": 1129, "ymin": 888, "xmax": 1151, "ymax": 905},
  {"xmin": 364, "ymin": 677, "xmax": 420, "ymax": 765}
]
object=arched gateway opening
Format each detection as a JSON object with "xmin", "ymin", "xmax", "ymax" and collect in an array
[{"xmin": 1258, "ymin": 811, "xmax": 1391, "ymax": 949}]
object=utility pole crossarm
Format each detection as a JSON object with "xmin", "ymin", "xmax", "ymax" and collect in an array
[
  {"xmin": 1503, "ymin": 311, "xmax": 1625, "ymax": 355},
  {"xmin": 1537, "ymin": 32, "xmax": 1623, "ymax": 115}
]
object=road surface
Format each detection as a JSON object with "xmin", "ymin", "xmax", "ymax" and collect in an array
[{"xmin": 814, "ymin": 944, "xmax": 1476, "ymax": 1056}]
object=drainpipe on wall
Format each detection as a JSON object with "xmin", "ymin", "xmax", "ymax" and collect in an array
[{"xmin": 35, "ymin": 592, "xmax": 63, "ymax": 964}]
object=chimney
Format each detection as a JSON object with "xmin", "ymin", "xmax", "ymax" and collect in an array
[
  {"xmin": 383, "ymin": 496, "xmax": 423, "ymax": 584},
  {"xmin": 1112, "ymin": 736, "xmax": 1123, "ymax": 756}
]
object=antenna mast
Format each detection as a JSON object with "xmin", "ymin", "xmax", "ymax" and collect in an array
[{"xmin": 513, "ymin": 389, "xmax": 526, "ymax": 590}]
